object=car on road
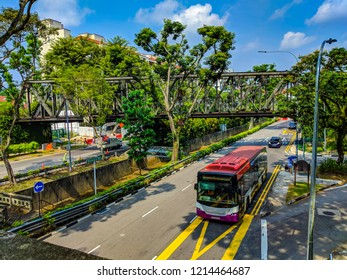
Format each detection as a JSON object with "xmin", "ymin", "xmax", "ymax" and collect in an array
[
  {"xmin": 288, "ymin": 121, "xmax": 297, "ymax": 130},
  {"xmin": 268, "ymin": 136, "xmax": 282, "ymax": 148}
]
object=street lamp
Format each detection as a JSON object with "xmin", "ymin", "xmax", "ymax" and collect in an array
[
  {"xmin": 307, "ymin": 38, "xmax": 337, "ymax": 260},
  {"xmin": 258, "ymin": 50, "xmax": 299, "ymax": 159},
  {"xmin": 257, "ymin": 50, "xmax": 299, "ymax": 63}
]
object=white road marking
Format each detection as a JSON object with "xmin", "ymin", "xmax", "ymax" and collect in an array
[
  {"xmin": 261, "ymin": 219, "xmax": 268, "ymax": 260},
  {"xmin": 142, "ymin": 206, "xmax": 159, "ymax": 218},
  {"xmin": 77, "ymin": 214, "xmax": 91, "ymax": 222},
  {"xmin": 189, "ymin": 215, "xmax": 198, "ymax": 224},
  {"xmin": 88, "ymin": 245, "xmax": 100, "ymax": 254},
  {"xmin": 182, "ymin": 184, "xmax": 192, "ymax": 191}
]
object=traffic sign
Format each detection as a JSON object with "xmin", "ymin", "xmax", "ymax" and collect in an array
[
  {"xmin": 33, "ymin": 181, "xmax": 44, "ymax": 193},
  {"xmin": 86, "ymin": 155, "xmax": 102, "ymax": 163}
]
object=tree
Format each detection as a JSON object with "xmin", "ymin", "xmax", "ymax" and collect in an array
[
  {"xmin": 320, "ymin": 48, "xmax": 347, "ymax": 163},
  {"xmin": 101, "ymin": 36, "xmax": 147, "ymax": 77},
  {"xmin": 43, "ymin": 36, "xmax": 105, "ymax": 75},
  {"xmin": 121, "ymin": 90, "xmax": 156, "ymax": 174},
  {"xmin": 277, "ymin": 47, "xmax": 347, "ymax": 163},
  {"xmin": 0, "ymin": 32, "xmax": 41, "ymax": 185},
  {"xmin": 134, "ymin": 19, "xmax": 235, "ymax": 162},
  {"xmin": 0, "ymin": 0, "xmax": 37, "ymax": 47},
  {"xmin": 54, "ymin": 65, "xmax": 114, "ymax": 137},
  {"xmin": 0, "ymin": 2, "xmax": 54, "ymax": 184}
]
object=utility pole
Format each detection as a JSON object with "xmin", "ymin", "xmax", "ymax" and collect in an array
[{"xmin": 307, "ymin": 38, "xmax": 337, "ymax": 260}]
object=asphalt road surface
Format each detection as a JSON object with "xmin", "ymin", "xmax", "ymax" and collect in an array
[
  {"xmin": 0, "ymin": 145, "xmax": 128, "ymax": 179},
  {"xmin": 42, "ymin": 120, "xmax": 322, "ymax": 260}
]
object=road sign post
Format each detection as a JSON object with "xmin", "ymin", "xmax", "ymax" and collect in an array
[
  {"xmin": 93, "ymin": 161, "xmax": 97, "ymax": 195},
  {"xmin": 33, "ymin": 181, "xmax": 44, "ymax": 217}
]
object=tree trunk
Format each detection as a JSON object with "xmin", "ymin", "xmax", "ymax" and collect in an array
[
  {"xmin": 2, "ymin": 150, "xmax": 16, "ymax": 185},
  {"xmin": 336, "ymin": 130, "xmax": 345, "ymax": 164},
  {"xmin": 167, "ymin": 112, "xmax": 179, "ymax": 162},
  {"xmin": 2, "ymin": 87, "xmax": 27, "ymax": 185}
]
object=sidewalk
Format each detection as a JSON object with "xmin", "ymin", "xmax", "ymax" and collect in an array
[{"xmin": 262, "ymin": 145, "xmax": 347, "ymax": 260}]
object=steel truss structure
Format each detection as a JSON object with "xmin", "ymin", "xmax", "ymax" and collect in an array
[{"xmin": 19, "ymin": 71, "xmax": 294, "ymax": 123}]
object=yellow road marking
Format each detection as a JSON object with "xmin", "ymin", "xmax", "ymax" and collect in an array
[
  {"xmin": 252, "ymin": 164, "xmax": 280, "ymax": 215},
  {"xmin": 221, "ymin": 214, "xmax": 254, "ymax": 260},
  {"xmin": 191, "ymin": 220, "xmax": 209, "ymax": 259},
  {"xmin": 222, "ymin": 166, "xmax": 280, "ymax": 260},
  {"xmin": 191, "ymin": 221, "xmax": 239, "ymax": 260},
  {"xmin": 156, "ymin": 216, "xmax": 203, "ymax": 260},
  {"xmin": 285, "ymin": 131, "xmax": 296, "ymax": 153},
  {"xmin": 157, "ymin": 165, "xmax": 280, "ymax": 260}
]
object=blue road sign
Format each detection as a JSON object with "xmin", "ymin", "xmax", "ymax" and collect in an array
[{"xmin": 33, "ymin": 181, "xmax": 44, "ymax": 193}]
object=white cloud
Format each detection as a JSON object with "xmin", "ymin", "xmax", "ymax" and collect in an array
[
  {"xmin": 35, "ymin": 0, "xmax": 94, "ymax": 27},
  {"xmin": 306, "ymin": 0, "xmax": 347, "ymax": 25},
  {"xmin": 135, "ymin": 0, "xmax": 180, "ymax": 24},
  {"xmin": 242, "ymin": 40, "xmax": 260, "ymax": 52},
  {"xmin": 270, "ymin": 0, "xmax": 302, "ymax": 20},
  {"xmin": 172, "ymin": 4, "xmax": 228, "ymax": 33},
  {"xmin": 280, "ymin": 32, "xmax": 315, "ymax": 49},
  {"xmin": 135, "ymin": 0, "xmax": 228, "ymax": 33}
]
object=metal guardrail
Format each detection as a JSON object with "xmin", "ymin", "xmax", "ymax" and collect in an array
[{"xmin": 7, "ymin": 157, "xmax": 190, "ymax": 236}]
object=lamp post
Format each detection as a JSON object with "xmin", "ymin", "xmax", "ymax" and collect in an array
[
  {"xmin": 257, "ymin": 50, "xmax": 299, "ymax": 63},
  {"xmin": 307, "ymin": 38, "xmax": 337, "ymax": 260},
  {"xmin": 258, "ymin": 50, "xmax": 299, "ymax": 159}
]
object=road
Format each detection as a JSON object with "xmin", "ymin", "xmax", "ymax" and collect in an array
[
  {"xmin": 0, "ymin": 145, "xmax": 128, "ymax": 179},
  {"xmin": 43, "ymin": 120, "xmax": 310, "ymax": 260}
]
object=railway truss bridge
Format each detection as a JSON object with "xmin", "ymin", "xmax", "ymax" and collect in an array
[{"xmin": 18, "ymin": 71, "xmax": 295, "ymax": 124}]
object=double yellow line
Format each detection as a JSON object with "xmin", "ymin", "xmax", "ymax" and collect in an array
[
  {"xmin": 252, "ymin": 165, "xmax": 281, "ymax": 215},
  {"xmin": 222, "ymin": 165, "xmax": 281, "ymax": 260}
]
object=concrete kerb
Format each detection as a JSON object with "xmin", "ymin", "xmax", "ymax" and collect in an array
[{"xmin": 263, "ymin": 142, "xmax": 345, "ymax": 215}]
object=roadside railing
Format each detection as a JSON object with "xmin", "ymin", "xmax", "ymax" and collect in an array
[{"xmin": 7, "ymin": 157, "xmax": 189, "ymax": 237}]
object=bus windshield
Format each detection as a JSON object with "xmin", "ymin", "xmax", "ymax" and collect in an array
[{"xmin": 197, "ymin": 180, "xmax": 237, "ymax": 207}]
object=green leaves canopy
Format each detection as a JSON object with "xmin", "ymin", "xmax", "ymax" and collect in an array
[{"xmin": 121, "ymin": 90, "xmax": 156, "ymax": 168}]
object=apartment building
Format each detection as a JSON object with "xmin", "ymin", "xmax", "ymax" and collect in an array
[
  {"xmin": 40, "ymin": 19, "xmax": 72, "ymax": 57},
  {"xmin": 40, "ymin": 19, "xmax": 105, "ymax": 57}
]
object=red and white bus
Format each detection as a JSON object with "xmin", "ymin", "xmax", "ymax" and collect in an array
[{"xmin": 195, "ymin": 146, "xmax": 267, "ymax": 222}]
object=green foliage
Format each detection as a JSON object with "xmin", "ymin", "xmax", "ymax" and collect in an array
[
  {"xmin": 0, "ymin": 19, "xmax": 48, "ymax": 184},
  {"xmin": 277, "ymin": 47, "xmax": 347, "ymax": 163},
  {"xmin": 102, "ymin": 36, "xmax": 147, "ymax": 77},
  {"xmin": 54, "ymin": 65, "xmax": 113, "ymax": 129},
  {"xmin": 11, "ymin": 220, "xmax": 24, "ymax": 228},
  {"xmin": 42, "ymin": 213, "xmax": 55, "ymax": 226},
  {"xmin": 134, "ymin": 19, "xmax": 236, "ymax": 161},
  {"xmin": 319, "ymin": 158, "xmax": 347, "ymax": 175},
  {"xmin": 7, "ymin": 141, "xmax": 39, "ymax": 155},
  {"xmin": 121, "ymin": 90, "xmax": 156, "ymax": 168},
  {"xmin": 0, "ymin": 4, "xmax": 51, "ymax": 60},
  {"xmin": 88, "ymin": 202, "xmax": 104, "ymax": 213},
  {"xmin": 43, "ymin": 36, "xmax": 105, "ymax": 75},
  {"xmin": 0, "ymin": 102, "xmax": 14, "ymax": 139},
  {"xmin": 252, "ymin": 64, "xmax": 276, "ymax": 72}
]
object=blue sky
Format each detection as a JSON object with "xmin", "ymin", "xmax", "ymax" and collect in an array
[{"xmin": 4, "ymin": 0, "xmax": 347, "ymax": 71}]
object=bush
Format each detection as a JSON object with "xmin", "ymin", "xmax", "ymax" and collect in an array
[
  {"xmin": 7, "ymin": 141, "xmax": 39, "ymax": 155},
  {"xmin": 319, "ymin": 158, "xmax": 347, "ymax": 175}
]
